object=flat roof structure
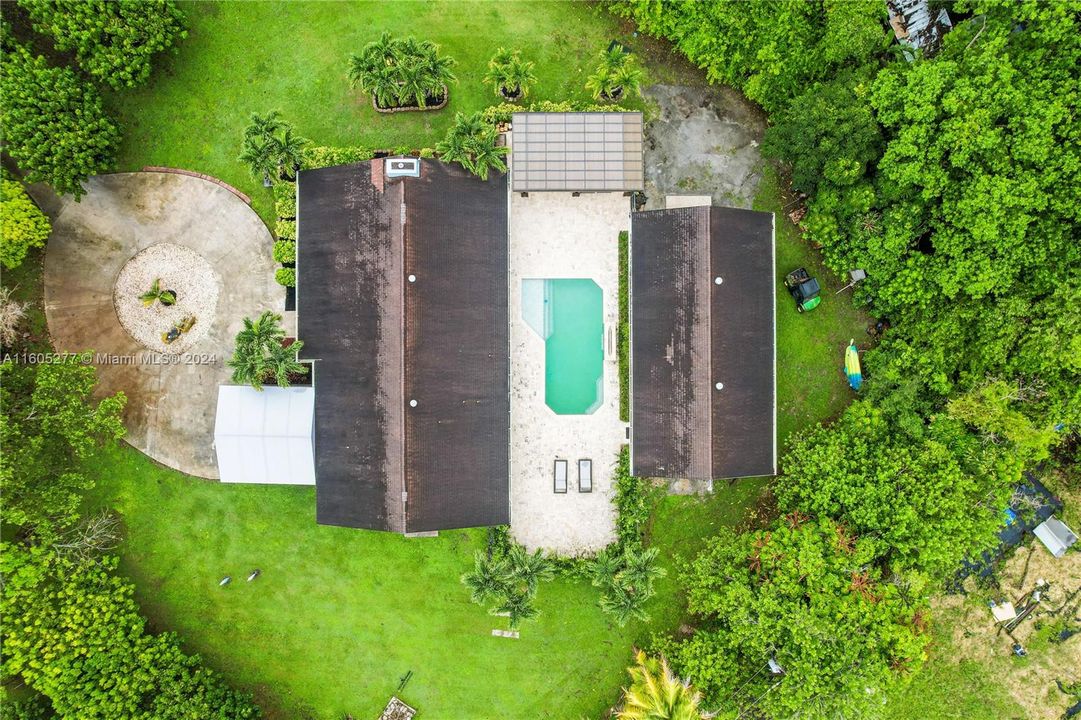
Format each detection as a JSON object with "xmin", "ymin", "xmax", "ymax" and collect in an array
[
  {"xmin": 214, "ymin": 385, "xmax": 315, "ymax": 485},
  {"xmin": 297, "ymin": 159, "xmax": 509, "ymax": 532},
  {"xmin": 630, "ymin": 206, "xmax": 776, "ymax": 480},
  {"xmin": 511, "ymin": 112, "xmax": 644, "ymax": 192}
]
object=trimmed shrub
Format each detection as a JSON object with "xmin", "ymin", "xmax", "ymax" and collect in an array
[
  {"xmin": 275, "ymin": 220, "xmax": 296, "ymax": 241},
  {"xmin": 273, "ymin": 182, "xmax": 297, "ymax": 218},
  {"xmin": 301, "ymin": 145, "xmax": 374, "ymax": 171},
  {"xmin": 274, "ymin": 268, "xmax": 296, "ymax": 287},
  {"xmin": 272, "ymin": 240, "xmax": 296, "ymax": 264},
  {"xmin": 1, "ymin": 180, "xmax": 51, "ymax": 269},
  {"xmin": 481, "ymin": 99, "xmax": 631, "ymax": 125}
]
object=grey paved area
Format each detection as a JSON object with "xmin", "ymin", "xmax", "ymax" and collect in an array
[
  {"xmin": 42, "ymin": 172, "xmax": 279, "ymax": 479},
  {"xmin": 642, "ymin": 84, "xmax": 766, "ymax": 210}
]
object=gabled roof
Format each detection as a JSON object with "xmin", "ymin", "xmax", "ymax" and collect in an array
[
  {"xmin": 511, "ymin": 112, "xmax": 644, "ymax": 192},
  {"xmin": 297, "ymin": 160, "xmax": 509, "ymax": 532},
  {"xmin": 630, "ymin": 206, "xmax": 776, "ymax": 480}
]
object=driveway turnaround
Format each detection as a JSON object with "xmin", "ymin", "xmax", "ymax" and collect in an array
[{"xmin": 43, "ymin": 172, "xmax": 280, "ymax": 479}]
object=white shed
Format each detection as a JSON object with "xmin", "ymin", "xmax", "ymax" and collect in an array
[{"xmin": 213, "ymin": 385, "xmax": 316, "ymax": 485}]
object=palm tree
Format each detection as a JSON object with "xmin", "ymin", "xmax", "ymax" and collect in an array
[
  {"xmin": 273, "ymin": 127, "xmax": 308, "ymax": 180},
  {"xmin": 436, "ymin": 112, "xmax": 508, "ymax": 181},
  {"xmin": 244, "ymin": 110, "xmax": 284, "ymax": 143},
  {"xmin": 617, "ymin": 545, "xmax": 666, "ymax": 592},
  {"xmin": 599, "ymin": 582, "xmax": 650, "ymax": 627},
  {"xmin": 266, "ymin": 338, "xmax": 308, "ymax": 388},
  {"xmin": 506, "ymin": 544, "xmax": 554, "ymax": 596},
  {"xmin": 228, "ymin": 311, "xmax": 303, "ymax": 390},
  {"xmin": 138, "ymin": 278, "xmax": 175, "ymax": 307},
  {"xmin": 610, "ymin": 61, "xmax": 645, "ymax": 102},
  {"xmin": 420, "ymin": 51, "xmax": 456, "ymax": 102},
  {"xmin": 239, "ymin": 137, "xmax": 277, "ymax": 187},
  {"xmin": 585, "ymin": 65, "xmax": 615, "ymax": 101},
  {"xmin": 484, "ymin": 49, "xmax": 536, "ymax": 100},
  {"xmin": 617, "ymin": 650, "xmax": 710, "ymax": 720},
  {"xmin": 397, "ymin": 58, "xmax": 430, "ymax": 108},
  {"xmin": 589, "ymin": 547, "xmax": 622, "ymax": 589},
  {"xmin": 494, "ymin": 588, "xmax": 539, "ymax": 629},
  {"xmin": 461, "ymin": 551, "xmax": 511, "ymax": 605}
]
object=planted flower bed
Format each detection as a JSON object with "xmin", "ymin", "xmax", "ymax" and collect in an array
[{"xmin": 347, "ymin": 32, "xmax": 456, "ymax": 112}]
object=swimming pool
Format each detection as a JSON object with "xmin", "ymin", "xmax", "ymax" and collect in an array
[{"xmin": 522, "ymin": 278, "xmax": 603, "ymax": 415}]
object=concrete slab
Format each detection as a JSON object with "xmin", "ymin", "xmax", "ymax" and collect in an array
[
  {"xmin": 507, "ymin": 185, "xmax": 629, "ymax": 555},
  {"xmin": 43, "ymin": 172, "xmax": 279, "ymax": 479},
  {"xmin": 642, "ymin": 84, "xmax": 766, "ymax": 210},
  {"xmin": 665, "ymin": 195, "xmax": 712, "ymax": 209}
]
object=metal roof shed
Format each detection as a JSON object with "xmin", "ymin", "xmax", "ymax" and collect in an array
[{"xmin": 214, "ymin": 385, "xmax": 316, "ymax": 485}]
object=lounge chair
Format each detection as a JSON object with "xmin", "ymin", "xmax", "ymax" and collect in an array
[
  {"xmin": 554, "ymin": 459, "xmax": 568, "ymax": 493},
  {"xmin": 578, "ymin": 459, "xmax": 592, "ymax": 493}
]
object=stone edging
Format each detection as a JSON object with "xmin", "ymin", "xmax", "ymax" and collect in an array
[
  {"xmin": 141, "ymin": 166, "xmax": 252, "ymax": 205},
  {"xmin": 372, "ymin": 85, "xmax": 449, "ymax": 114}
]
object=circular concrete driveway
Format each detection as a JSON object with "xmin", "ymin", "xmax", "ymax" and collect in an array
[{"xmin": 44, "ymin": 172, "xmax": 280, "ymax": 479}]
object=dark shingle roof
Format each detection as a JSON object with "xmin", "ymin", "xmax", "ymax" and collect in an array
[
  {"xmin": 630, "ymin": 205, "xmax": 775, "ymax": 480},
  {"xmin": 297, "ymin": 160, "xmax": 509, "ymax": 532}
]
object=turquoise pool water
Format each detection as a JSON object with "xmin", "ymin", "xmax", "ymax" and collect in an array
[{"xmin": 522, "ymin": 279, "xmax": 603, "ymax": 415}]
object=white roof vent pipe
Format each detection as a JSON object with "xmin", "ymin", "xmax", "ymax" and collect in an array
[{"xmin": 386, "ymin": 157, "xmax": 421, "ymax": 178}]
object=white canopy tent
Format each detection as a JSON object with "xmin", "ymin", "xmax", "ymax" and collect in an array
[{"xmin": 214, "ymin": 385, "xmax": 315, "ymax": 485}]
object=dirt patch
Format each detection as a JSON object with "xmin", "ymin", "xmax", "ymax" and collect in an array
[
  {"xmin": 641, "ymin": 84, "xmax": 767, "ymax": 211},
  {"xmin": 935, "ymin": 539, "xmax": 1081, "ymax": 720}
]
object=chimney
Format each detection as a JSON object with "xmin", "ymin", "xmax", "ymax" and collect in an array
[{"xmin": 371, "ymin": 159, "xmax": 384, "ymax": 193}]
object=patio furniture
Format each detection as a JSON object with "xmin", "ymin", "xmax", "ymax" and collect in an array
[
  {"xmin": 578, "ymin": 459, "xmax": 592, "ymax": 493},
  {"xmin": 554, "ymin": 459, "xmax": 568, "ymax": 493}
]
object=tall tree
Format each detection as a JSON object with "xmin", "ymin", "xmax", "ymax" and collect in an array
[
  {"xmin": 0, "ymin": 45, "xmax": 120, "ymax": 199},
  {"xmin": 19, "ymin": 0, "xmax": 186, "ymax": 89},
  {"xmin": 0, "ymin": 360, "xmax": 125, "ymax": 538}
]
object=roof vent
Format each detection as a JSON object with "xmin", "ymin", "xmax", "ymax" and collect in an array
[{"xmin": 386, "ymin": 157, "xmax": 420, "ymax": 178}]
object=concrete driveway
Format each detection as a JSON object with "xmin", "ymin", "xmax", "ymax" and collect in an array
[{"xmin": 43, "ymin": 172, "xmax": 280, "ymax": 479}]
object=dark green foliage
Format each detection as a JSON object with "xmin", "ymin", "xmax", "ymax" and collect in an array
[
  {"xmin": 301, "ymin": 145, "xmax": 375, "ymax": 171},
  {"xmin": 618, "ymin": 230, "xmax": 630, "ymax": 422},
  {"xmin": 272, "ymin": 240, "xmax": 296, "ymax": 265},
  {"xmin": 347, "ymin": 32, "xmax": 456, "ymax": 109},
  {"xmin": 239, "ymin": 111, "xmax": 308, "ymax": 185},
  {"xmin": 674, "ymin": 519, "xmax": 928, "ymax": 719},
  {"xmin": 0, "ymin": 359, "xmax": 125, "ymax": 539},
  {"xmin": 19, "ymin": 0, "xmax": 186, "ymax": 89},
  {"xmin": 0, "ymin": 45, "xmax": 119, "ymax": 199},
  {"xmin": 585, "ymin": 46, "xmax": 645, "ymax": 102},
  {"xmin": 0, "ymin": 545, "xmax": 260, "ymax": 720},
  {"xmin": 461, "ymin": 543, "xmax": 554, "ymax": 629},
  {"xmin": 227, "ymin": 311, "xmax": 305, "ymax": 389},
  {"xmin": 613, "ymin": 447, "xmax": 649, "ymax": 548},
  {"xmin": 435, "ymin": 112, "xmax": 508, "ymax": 180},
  {"xmin": 611, "ymin": 0, "xmax": 888, "ymax": 112},
  {"xmin": 484, "ymin": 47, "xmax": 538, "ymax": 100}
]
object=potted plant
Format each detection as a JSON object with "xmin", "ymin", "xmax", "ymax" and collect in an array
[
  {"xmin": 586, "ymin": 46, "xmax": 644, "ymax": 102},
  {"xmin": 139, "ymin": 278, "xmax": 175, "ymax": 307},
  {"xmin": 484, "ymin": 48, "xmax": 537, "ymax": 102}
]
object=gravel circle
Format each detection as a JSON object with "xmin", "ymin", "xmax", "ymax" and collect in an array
[{"xmin": 113, "ymin": 243, "xmax": 221, "ymax": 353}]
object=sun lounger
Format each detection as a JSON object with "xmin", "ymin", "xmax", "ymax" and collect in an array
[
  {"xmin": 554, "ymin": 459, "xmax": 568, "ymax": 493},
  {"xmin": 578, "ymin": 459, "xmax": 592, "ymax": 493}
]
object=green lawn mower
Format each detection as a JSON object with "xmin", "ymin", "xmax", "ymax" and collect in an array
[{"xmin": 784, "ymin": 267, "xmax": 821, "ymax": 312}]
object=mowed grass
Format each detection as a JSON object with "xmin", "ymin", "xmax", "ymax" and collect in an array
[
  {"xmin": 82, "ymin": 445, "xmax": 651, "ymax": 720},
  {"xmin": 107, "ymin": 0, "xmax": 641, "ymax": 221}
]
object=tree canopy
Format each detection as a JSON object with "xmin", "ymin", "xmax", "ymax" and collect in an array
[
  {"xmin": 19, "ymin": 0, "xmax": 186, "ymax": 89},
  {"xmin": 0, "ymin": 45, "xmax": 120, "ymax": 199}
]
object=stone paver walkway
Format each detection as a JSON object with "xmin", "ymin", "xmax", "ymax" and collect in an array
[{"xmin": 43, "ymin": 172, "xmax": 280, "ymax": 478}]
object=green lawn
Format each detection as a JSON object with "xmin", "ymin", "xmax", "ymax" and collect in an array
[{"xmin": 108, "ymin": 0, "xmax": 642, "ymax": 221}]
